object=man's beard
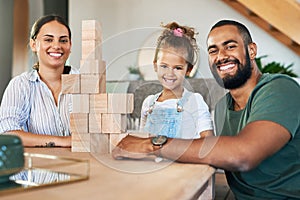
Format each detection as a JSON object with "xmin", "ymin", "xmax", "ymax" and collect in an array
[{"xmin": 211, "ymin": 49, "xmax": 252, "ymax": 89}]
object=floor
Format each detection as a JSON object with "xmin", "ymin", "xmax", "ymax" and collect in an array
[{"xmin": 214, "ymin": 171, "xmax": 235, "ymax": 200}]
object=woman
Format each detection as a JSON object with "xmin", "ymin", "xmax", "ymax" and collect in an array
[{"xmin": 0, "ymin": 14, "xmax": 77, "ymax": 147}]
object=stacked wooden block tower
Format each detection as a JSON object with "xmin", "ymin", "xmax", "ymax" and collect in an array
[{"xmin": 62, "ymin": 20, "xmax": 134, "ymax": 153}]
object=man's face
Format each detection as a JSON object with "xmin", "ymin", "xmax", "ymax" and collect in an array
[{"xmin": 207, "ymin": 25, "xmax": 252, "ymax": 89}]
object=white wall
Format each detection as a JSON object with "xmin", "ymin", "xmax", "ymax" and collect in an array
[{"xmin": 69, "ymin": 0, "xmax": 300, "ymax": 81}]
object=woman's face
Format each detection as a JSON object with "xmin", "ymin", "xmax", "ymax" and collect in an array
[{"xmin": 30, "ymin": 20, "xmax": 71, "ymax": 70}]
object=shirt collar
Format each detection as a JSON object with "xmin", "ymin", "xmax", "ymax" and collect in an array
[{"xmin": 28, "ymin": 70, "xmax": 41, "ymax": 83}]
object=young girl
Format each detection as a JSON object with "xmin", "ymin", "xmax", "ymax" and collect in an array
[
  {"xmin": 140, "ymin": 22, "xmax": 213, "ymax": 139},
  {"xmin": 0, "ymin": 15, "xmax": 77, "ymax": 147}
]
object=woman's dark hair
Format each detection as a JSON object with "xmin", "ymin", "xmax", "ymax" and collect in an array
[
  {"xmin": 30, "ymin": 14, "xmax": 71, "ymax": 40},
  {"xmin": 153, "ymin": 22, "xmax": 199, "ymax": 73}
]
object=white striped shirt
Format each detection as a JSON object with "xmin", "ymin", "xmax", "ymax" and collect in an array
[{"xmin": 0, "ymin": 67, "xmax": 78, "ymax": 136}]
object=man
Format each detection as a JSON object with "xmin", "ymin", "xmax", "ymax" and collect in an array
[{"xmin": 112, "ymin": 20, "xmax": 300, "ymax": 199}]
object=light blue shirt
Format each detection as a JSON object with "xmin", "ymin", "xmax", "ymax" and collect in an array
[{"xmin": 0, "ymin": 67, "xmax": 78, "ymax": 136}]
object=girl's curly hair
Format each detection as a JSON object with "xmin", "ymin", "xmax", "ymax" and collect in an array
[{"xmin": 153, "ymin": 22, "xmax": 199, "ymax": 73}]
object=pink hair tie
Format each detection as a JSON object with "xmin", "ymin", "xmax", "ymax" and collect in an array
[{"xmin": 173, "ymin": 28, "xmax": 183, "ymax": 37}]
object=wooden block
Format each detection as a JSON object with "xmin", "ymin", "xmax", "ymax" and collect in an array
[
  {"xmin": 81, "ymin": 74, "xmax": 106, "ymax": 94},
  {"xmin": 61, "ymin": 74, "xmax": 80, "ymax": 94},
  {"xmin": 82, "ymin": 40, "xmax": 102, "ymax": 60},
  {"xmin": 70, "ymin": 113, "xmax": 90, "ymax": 151},
  {"xmin": 99, "ymin": 73, "xmax": 106, "ymax": 93},
  {"xmin": 107, "ymin": 93, "xmax": 134, "ymax": 113},
  {"xmin": 89, "ymin": 113, "xmax": 102, "ymax": 133},
  {"xmin": 82, "ymin": 20, "xmax": 101, "ymax": 31},
  {"xmin": 70, "ymin": 113, "xmax": 88, "ymax": 134},
  {"xmin": 90, "ymin": 93, "xmax": 108, "ymax": 113},
  {"xmin": 126, "ymin": 93, "xmax": 134, "ymax": 113},
  {"xmin": 90, "ymin": 132, "xmax": 128, "ymax": 153},
  {"xmin": 90, "ymin": 133, "xmax": 109, "ymax": 154},
  {"xmin": 72, "ymin": 132, "xmax": 90, "ymax": 152},
  {"xmin": 80, "ymin": 59, "xmax": 106, "ymax": 74},
  {"xmin": 108, "ymin": 133, "xmax": 128, "ymax": 153},
  {"xmin": 72, "ymin": 142, "xmax": 90, "ymax": 152},
  {"xmin": 82, "ymin": 29, "xmax": 102, "ymax": 41},
  {"xmin": 99, "ymin": 61, "xmax": 106, "ymax": 75},
  {"xmin": 72, "ymin": 94, "xmax": 90, "ymax": 113},
  {"xmin": 101, "ymin": 114, "xmax": 127, "ymax": 133},
  {"xmin": 72, "ymin": 132, "xmax": 90, "ymax": 141}
]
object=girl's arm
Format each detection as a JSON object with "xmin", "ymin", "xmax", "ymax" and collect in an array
[{"xmin": 200, "ymin": 130, "xmax": 214, "ymax": 138}]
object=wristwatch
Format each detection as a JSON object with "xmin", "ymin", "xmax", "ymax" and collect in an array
[
  {"xmin": 151, "ymin": 135, "xmax": 168, "ymax": 148},
  {"xmin": 151, "ymin": 135, "xmax": 168, "ymax": 160}
]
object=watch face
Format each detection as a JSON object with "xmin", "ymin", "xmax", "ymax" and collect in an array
[{"xmin": 152, "ymin": 135, "xmax": 168, "ymax": 146}]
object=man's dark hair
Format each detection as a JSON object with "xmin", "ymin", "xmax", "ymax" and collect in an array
[{"xmin": 209, "ymin": 20, "xmax": 253, "ymax": 45}]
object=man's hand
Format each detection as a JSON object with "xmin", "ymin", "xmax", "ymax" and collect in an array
[{"xmin": 112, "ymin": 135, "xmax": 155, "ymax": 160}]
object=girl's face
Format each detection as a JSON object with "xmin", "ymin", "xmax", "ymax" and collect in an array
[
  {"xmin": 30, "ymin": 20, "xmax": 71, "ymax": 70},
  {"xmin": 154, "ymin": 48, "xmax": 189, "ymax": 93}
]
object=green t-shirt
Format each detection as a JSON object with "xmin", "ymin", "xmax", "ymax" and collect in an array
[{"xmin": 214, "ymin": 74, "xmax": 300, "ymax": 199}]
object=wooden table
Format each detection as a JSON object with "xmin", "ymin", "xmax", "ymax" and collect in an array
[{"xmin": 1, "ymin": 148, "xmax": 215, "ymax": 200}]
